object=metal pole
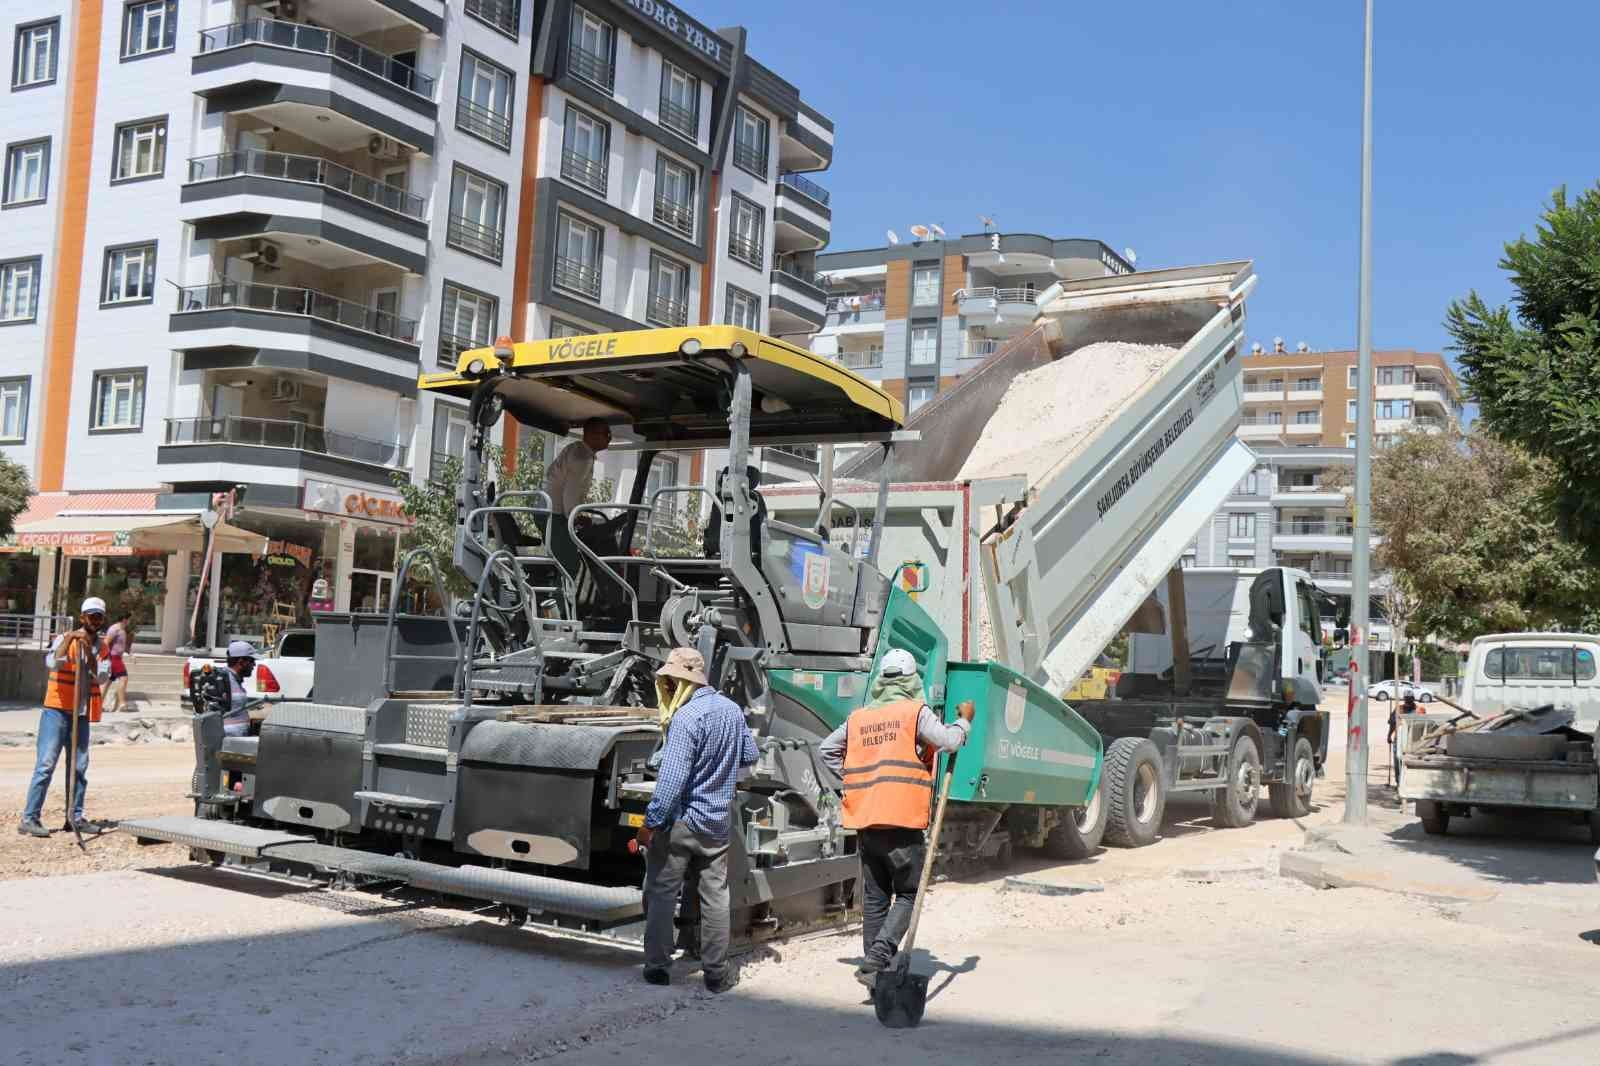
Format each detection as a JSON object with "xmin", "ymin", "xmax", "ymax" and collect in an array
[{"xmin": 1345, "ymin": 0, "xmax": 1375, "ymax": 825}]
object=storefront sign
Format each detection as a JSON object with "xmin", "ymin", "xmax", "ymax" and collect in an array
[
  {"xmin": 302, "ymin": 478, "xmax": 413, "ymax": 526},
  {"xmin": 263, "ymin": 539, "xmax": 314, "ymax": 568},
  {"xmin": 612, "ymin": 0, "xmax": 730, "ymax": 70}
]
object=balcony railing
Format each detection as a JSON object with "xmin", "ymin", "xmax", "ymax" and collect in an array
[
  {"xmin": 647, "ymin": 293, "xmax": 689, "ymax": 327},
  {"xmin": 653, "ymin": 195, "xmax": 695, "ymax": 239},
  {"xmin": 447, "ymin": 214, "xmax": 504, "ymax": 260},
  {"xmin": 1413, "ymin": 415, "xmax": 1448, "ymax": 429},
  {"xmin": 1239, "ymin": 416, "xmax": 1285, "ymax": 426},
  {"xmin": 174, "ymin": 281, "xmax": 419, "ymax": 343},
  {"xmin": 554, "ymin": 256, "xmax": 601, "ymax": 300},
  {"xmin": 568, "ymin": 44, "xmax": 614, "ymax": 91},
  {"xmin": 165, "ymin": 416, "xmax": 409, "ymax": 468},
  {"xmin": 187, "ymin": 150, "xmax": 427, "ymax": 219},
  {"xmin": 839, "ymin": 348, "xmax": 883, "ymax": 370},
  {"xmin": 197, "ymin": 19, "xmax": 435, "ymax": 98},
  {"xmin": 1242, "ymin": 384, "xmax": 1283, "ymax": 394},
  {"xmin": 728, "ymin": 233, "xmax": 764, "ymax": 268},
  {"xmin": 958, "ymin": 286, "xmax": 1038, "ymax": 304},
  {"xmin": 1282, "ymin": 482, "xmax": 1334, "ymax": 493},
  {"xmin": 771, "ymin": 266, "xmax": 826, "ymax": 300},
  {"xmin": 439, "ymin": 330, "xmax": 489, "ymax": 369},
  {"xmin": 1276, "ymin": 521, "xmax": 1355, "ymax": 536},
  {"xmin": 457, "ymin": 98, "xmax": 513, "ymax": 149},
  {"xmin": 827, "ymin": 291, "xmax": 884, "ymax": 313},
  {"xmin": 778, "ymin": 172, "xmax": 830, "ymax": 206},
  {"xmin": 561, "ymin": 148, "xmax": 608, "ymax": 195},
  {"xmin": 963, "ymin": 338, "xmax": 1001, "ymax": 359},
  {"xmin": 732, "ymin": 139, "xmax": 767, "ymax": 177},
  {"xmin": 658, "ymin": 96, "xmax": 698, "ymax": 139},
  {"xmin": 464, "ymin": 0, "xmax": 520, "ymax": 36},
  {"xmin": 1291, "ymin": 381, "xmax": 1322, "ymax": 392}
]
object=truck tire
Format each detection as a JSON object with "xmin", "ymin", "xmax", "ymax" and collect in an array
[
  {"xmin": 1101, "ymin": 737, "xmax": 1166, "ymax": 848},
  {"xmin": 1042, "ymin": 783, "xmax": 1106, "ymax": 860},
  {"xmin": 1417, "ymin": 800, "xmax": 1449, "ymax": 835},
  {"xmin": 1269, "ymin": 736, "xmax": 1316, "ymax": 819},
  {"xmin": 1211, "ymin": 734, "xmax": 1262, "ymax": 828}
]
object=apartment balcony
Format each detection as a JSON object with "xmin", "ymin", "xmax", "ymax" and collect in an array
[
  {"xmin": 1242, "ymin": 384, "xmax": 1285, "ymax": 402},
  {"xmin": 1272, "ymin": 520, "xmax": 1363, "ymax": 554},
  {"xmin": 193, "ymin": 19, "xmax": 438, "ymax": 152},
  {"xmin": 956, "ymin": 286, "xmax": 1039, "ymax": 331},
  {"xmin": 962, "ymin": 337, "xmax": 1002, "ymax": 361},
  {"xmin": 1271, "ymin": 483, "xmax": 1347, "ymax": 507},
  {"xmin": 1413, "ymin": 415, "xmax": 1449, "ymax": 433},
  {"xmin": 1375, "ymin": 382, "xmax": 1416, "ymax": 400},
  {"xmin": 182, "ymin": 151, "xmax": 428, "ymax": 274},
  {"xmin": 769, "ymin": 268, "xmax": 828, "ymax": 336},
  {"xmin": 1289, "ymin": 382, "xmax": 1323, "ymax": 402},
  {"xmin": 1284, "ymin": 420, "xmax": 1322, "ymax": 436},
  {"xmin": 774, "ymin": 174, "xmax": 831, "ymax": 253},
  {"xmin": 463, "ymin": 0, "xmax": 519, "ymax": 37},
  {"xmin": 836, "ymin": 347, "xmax": 883, "ymax": 372},
  {"xmin": 1236, "ymin": 417, "xmax": 1286, "ymax": 441},
  {"xmin": 777, "ymin": 101, "xmax": 833, "ymax": 173},
  {"xmin": 823, "ymin": 292, "xmax": 885, "ymax": 335},
  {"xmin": 159, "ymin": 415, "xmax": 409, "ymax": 487}
]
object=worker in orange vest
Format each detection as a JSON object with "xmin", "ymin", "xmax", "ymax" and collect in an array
[
  {"xmin": 819, "ymin": 648, "xmax": 973, "ymax": 990},
  {"xmin": 19, "ymin": 597, "xmax": 110, "ymax": 838}
]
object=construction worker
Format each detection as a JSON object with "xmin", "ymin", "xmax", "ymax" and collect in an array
[
  {"xmin": 637, "ymin": 647, "xmax": 757, "ymax": 993},
  {"xmin": 18, "ymin": 598, "xmax": 111, "ymax": 837},
  {"xmin": 544, "ymin": 417, "xmax": 611, "ymax": 573},
  {"xmin": 819, "ymin": 647, "xmax": 974, "ymax": 989}
]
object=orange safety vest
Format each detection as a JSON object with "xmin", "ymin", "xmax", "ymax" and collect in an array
[
  {"xmin": 840, "ymin": 699, "xmax": 934, "ymax": 830},
  {"xmin": 43, "ymin": 634, "xmax": 103, "ymax": 724}
]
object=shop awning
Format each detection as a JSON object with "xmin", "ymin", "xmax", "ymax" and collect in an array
[
  {"xmin": 14, "ymin": 513, "xmax": 267, "ymax": 555},
  {"xmin": 0, "ymin": 492, "xmax": 69, "ymax": 553}
]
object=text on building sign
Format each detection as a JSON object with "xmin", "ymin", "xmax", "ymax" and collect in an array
[{"xmin": 618, "ymin": 0, "xmax": 724, "ymax": 64}]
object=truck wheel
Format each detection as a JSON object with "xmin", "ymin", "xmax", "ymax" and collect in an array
[
  {"xmin": 1212, "ymin": 734, "xmax": 1262, "ymax": 829},
  {"xmin": 1417, "ymin": 800, "xmax": 1449, "ymax": 835},
  {"xmin": 1269, "ymin": 737, "xmax": 1316, "ymax": 819},
  {"xmin": 1042, "ymin": 783, "xmax": 1106, "ymax": 860},
  {"xmin": 1101, "ymin": 738, "xmax": 1166, "ymax": 848}
]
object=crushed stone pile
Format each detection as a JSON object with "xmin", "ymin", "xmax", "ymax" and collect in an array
[{"xmin": 957, "ymin": 341, "xmax": 1179, "ymax": 486}]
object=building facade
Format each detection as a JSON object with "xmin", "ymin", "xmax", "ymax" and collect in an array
[
  {"xmin": 807, "ymin": 231, "xmax": 1132, "ymax": 414},
  {"xmin": 0, "ymin": 0, "xmax": 832, "ymax": 651}
]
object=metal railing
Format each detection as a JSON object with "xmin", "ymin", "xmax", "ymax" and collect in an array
[
  {"xmin": 447, "ymin": 214, "xmax": 504, "ymax": 260},
  {"xmin": 732, "ymin": 139, "xmax": 767, "ymax": 176},
  {"xmin": 553, "ymin": 256, "xmax": 601, "ymax": 300},
  {"xmin": 197, "ymin": 19, "xmax": 435, "ymax": 98},
  {"xmin": 963, "ymin": 338, "xmax": 1001, "ymax": 359},
  {"xmin": 568, "ymin": 44, "xmax": 614, "ymax": 90},
  {"xmin": 1282, "ymin": 482, "xmax": 1335, "ymax": 493},
  {"xmin": 839, "ymin": 348, "xmax": 883, "ymax": 370},
  {"xmin": 958, "ymin": 286, "xmax": 1038, "ymax": 304},
  {"xmin": 1275, "ymin": 521, "xmax": 1355, "ymax": 536},
  {"xmin": 728, "ymin": 233, "xmax": 763, "ymax": 268},
  {"xmin": 0, "ymin": 613, "xmax": 72, "ymax": 650},
  {"xmin": 456, "ymin": 97, "xmax": 513, "ymax": 149},
  {"xmin": 646, "ymin": 293, "xmax": 688, "ymax": 327},
  {"xmin": 652, "ymin": 195, "xmax": 695, "ymax": 238},
  {"xmin": 186, "ymin": 150, "xmax": 427, "ymax": 219},
  {"xmin": 778, "ymin": 172, "xmax": 830, "ymax": 206},
  {"xmin": 560, "ymin": 148, "xmax": 607, "ymax": 194},
  {"xmin": 1413, "ymin": 415, "xmax": 1448, "ymax": 429},
  {"xmin": 165, "ymin": 415, "xmax": 410, "ymax": 468},
  {"xmin": 1242, "ymin": 384, "xmax": 1283, "ymax": 394},
  {"xmin": 658, "ymin": 96, "xmax": 697, "ymax": 139},
  {"xmin": 1285, "ymin": 419, "xmax": 1322, "ymax": 430},
  {"xmin": 1414, "ymin": 381, "xmax": 1447, "ymax": 396},
  {"xmin": 827, "ymin": 291, "xmax": 884, "ymax": 313},
  {"xmin": 173, "ymin": 281, "xmax": 420, "ymax": 343},
  {"xmin": 464, "ymin": 0, "xmax": 520, "ymax": 36},
  {"xmin": 1291, "ymin": 381, "xmax": 1322, "ymax": 392},
  {"xmin": 439, "ymin": 331, "xmax": 488, "ymax": 368},
  {"xmin": 1239, "ymin": 416, "xmax": 1285, "ymax": 426},
  {"xmin": 771, "ymin": 266, "xmax": 826, "ymax": 301}
]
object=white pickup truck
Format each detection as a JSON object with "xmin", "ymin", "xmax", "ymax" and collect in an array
[{"xmin": 182, "ymin": 628, "xmax": 316, "ymax": 703}]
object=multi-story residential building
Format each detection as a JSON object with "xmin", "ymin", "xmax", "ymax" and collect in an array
[
  {"xmin": 808, "ymin": 231, "xmax": 1132, "ymax": 414},
  {"xmin": 0, "ymin": 0, "xmax": 832, "ymax": 651}
]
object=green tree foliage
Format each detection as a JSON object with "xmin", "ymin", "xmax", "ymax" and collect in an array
[
  {"xmin": 1447, "ymin": 183, "xmax": 1600, "ymax": 552},
  {"xmin": 0, "ymin": 454, "xmax": 32, "ymax": 540}
]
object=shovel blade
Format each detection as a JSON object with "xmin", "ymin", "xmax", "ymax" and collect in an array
[{"xmin": 872, "ymin": 968, "xmax": 929, "ymax": 1029}]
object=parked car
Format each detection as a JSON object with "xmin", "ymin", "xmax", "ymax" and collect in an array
[
  {"xmin": 1368, "ymin": 679, "xmax": 1436, "ymax": 703},
  {"xmin": 181, "ymin": 628, "xmax": 316, "ymax": 704}
]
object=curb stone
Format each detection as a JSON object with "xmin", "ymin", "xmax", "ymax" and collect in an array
[
  {"xmin": 1002, "ymin": 876, "xmax": 1105, "ymax": 897},
  {"xmin": 1277, "ymin": 850, "xmax": 1497, "ymax": 903}
]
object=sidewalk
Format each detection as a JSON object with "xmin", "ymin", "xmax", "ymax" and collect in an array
[{"xmin": 0, "ymin": 702, "xmax": 190, "ymax": 746}]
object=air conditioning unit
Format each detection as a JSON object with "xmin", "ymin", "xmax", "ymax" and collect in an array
[
  {"xmin": 367, "ymin": 135, "xmax": 403, "ymax": 160},
  {"xmin": 271, "ymin": 378, "xmax": 303, "ymax": 403},
  {"xmin": 237, "ymin": 239, "xmax": 282, "ymax": 269}
]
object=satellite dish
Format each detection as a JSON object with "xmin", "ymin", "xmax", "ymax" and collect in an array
[
  {"xmin": 909, "ymin": 225, "xmax": 930, "ymax": 241},
  {"xmin": 978, "ymin": 214, "xmax": 996, "ymax": 230},
  {"xmin": 930, "ymin": 223, "xmax": 946, "ymax": 239},
  {"xmin": 886, "ymin": 229, "xmax": 900, "ymax": 245},
  {"xmin": 1124, "ymin": 247, "xmax": 1138, "ymax": 265}
]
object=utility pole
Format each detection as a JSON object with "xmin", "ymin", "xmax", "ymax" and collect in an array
[{"xmin": 1345, "ymin": 0, "xmax": 1376, "ymax": 825}]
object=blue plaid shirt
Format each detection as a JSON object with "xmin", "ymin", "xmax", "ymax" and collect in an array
[{"xmin": 645, "ymin": 687, "xmax": 759, "ymax": 840}]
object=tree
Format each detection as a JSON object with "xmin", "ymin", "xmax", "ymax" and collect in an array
[
  {"xmin": 1447, "ymin": 183, "xmax": 1600, "ymax": 554},
  {"xmin": 0, "ymin": 453, "xmax": 31, "ymax": 540},
  {"xmin": 1324, "ymin": 428, "xmax": 1599, "ymax": 642}
]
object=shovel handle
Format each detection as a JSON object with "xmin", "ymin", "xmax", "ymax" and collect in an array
[{"xmin": 897, "ymin": 760, "xmax": 955, "ymax": 963}]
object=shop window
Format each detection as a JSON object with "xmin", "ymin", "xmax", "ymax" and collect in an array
[{"xmin": 350, "ymin": 527, "xmax": 398, "ymax": 614}]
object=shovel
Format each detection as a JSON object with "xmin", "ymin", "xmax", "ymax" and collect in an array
[{"xmin": 872, "ymin": 758, "xmax": 956, "ymax": 1029}]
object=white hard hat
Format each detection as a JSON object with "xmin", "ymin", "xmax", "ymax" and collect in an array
[
  {"xmin": 80, "ymin": 597, "xmax": 107, "ymax": 616},
  {"xmin": 226, "ymin": 640, "xmax": 256, "ymax": 659},
  {"xmin": 880, "ymin": 648, "xmax": 917, "ymax": 678}
]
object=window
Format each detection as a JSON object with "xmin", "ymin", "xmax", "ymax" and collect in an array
[
  {"xmin": 1346, "ymin": 399, "xmax": 1358, "ymax": 422},
  {"xmin": 909, "ymin": 323, "xmax": 938, "ymax": 366},
  {"xmin": 1294, "ymin": 376, "xmax": 1318, "ymax": 391},
  {"xmin": 112, "ymin": 117, "xmax": 167, "ymax": 181},
  {"xmin": 101, "ymin": 242, "xmax": 156, "ymax": 306},
  {"xmin": 430, "ymin": 403, "xmax": 472, "ymax": 481},
  {"xmin": 1402, "ymin": 366, "xmax": 1415, "ymax": 384},
  {"xmin": 726, "ymin": 285, "xmax": 760, "ymax": 330},
  {"xmin": 569, "ymin": 6, "xmax": 615, "ymax": 91},
  {"xmin": 447, "ymin": 167, "xmax": 506, "ymax": 260},
  {"xmin": 122, "ymin": 1, "xmax": 177, "ymax": 60},
  {"xmin": 644, "ymin": 455, "xmax": 680, "ymax": 515},
  {"xmin": 1228, "ymin": 553, "xmax": 1256, "ymax": 568},
  {"xmin": 561, "ymin": 104, "xmax": 609, "ymax": 194},
  {"xmin": 1344, "ymin": 433, "xmax": 1355, "ymax": 447},
  {"xmin": 1229, "ymin": 513, "xmax": 1255, "ymax": 538},
  {"xmin": 549, "ymin": 320, "xmax": 587, "ymax": 339},
  {"xmin": 728, "ymin": 194, "xmax": 763, "ymax": 267},
  {"xmin": 553, "ymin": 211, "xmax": 603, "ymax": 300},
  {"xmin": 439, "ymin": 282, "xmax": 498, "ymax": 368},
  {"xmin": 13, "ymin": 20, "xmax": 58, "ymax": 88},
  {"xmin": 659, "ymin": 62, "xmax": 700, "ymax": 140},
  {"xmin": 458, "ymin": 50, "xmax": 514, "ymax": 150},
  {"xmin": 1347, "ymin": 366, "xmax": 1358, "ymax": 389},
  {"xmin": 653, "ymin": 153, "xmax": 696, "ymax": 239},
  {"xmin": 0, "ymin": 258, "xmax": 39, "ymax": 322},
  {"xmin": 912, "ymin": 265, "xmax": 939, "ymax": 306},
  {"xmin": 646, "ymin": 252, "xmax": 689, "ymax": 327},
  {"xmin": 1484, "ymin": 645, "xmax": 1596, "ymax": 681},
  {"xmin": 907, "ymin": 384, "xmax": 935, "ymax": 414},
  {"xmin": 1265, "ymin": 410, "xmax": 1281, "ymax": 425},
  {"xmin": 90, "ymin": 369, "xmax": 146, "ymax": 432},
  {"xmin": 1238, "ymin": 468, "xmax": 1259, "ymax": 495},
  {"xmin": 4, "ymin": 139, "xmax": 49, "ymax": 205},
  {"xmin": 1377, "ymin": 399, "xmax": 1411, "ymax": 419},
  {"xmin": 731, "ymin": 105, "xmax": 769, "ymax": 178},
  {"xmin": 464, "ymin": 0, "xmax": 520, "ymax": 38},
  {"xmin": 0, "ymin": 378, "xmax": 28, "ymax": 442},
  {"xmin": 1294, "ymin": 409, "xmax": 1317, "ymax": 425}
]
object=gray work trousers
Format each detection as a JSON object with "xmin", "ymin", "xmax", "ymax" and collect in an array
[{"xmin": 643, "ymin": 821, "xmax": 730, "ymax": 979}]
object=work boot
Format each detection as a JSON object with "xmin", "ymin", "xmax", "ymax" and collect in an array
[
  {"xmin": 17, "ymin": 819, "xmax": 50, "ymax": 838},
  {"xmin": 65, "ymin": 816, "xmax": 109, "ymax": 834},
  {"xmin": 642, "ymin": 967, "xmax": 671, "ymax": 987},
  {"xmin": 703, "ymin": 970, "xmax": 736, "ymax": 994}
]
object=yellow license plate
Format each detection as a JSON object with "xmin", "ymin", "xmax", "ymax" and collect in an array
[{"xmin": 622, "ymin": 813, "xmax": 645, "ymax": 828}]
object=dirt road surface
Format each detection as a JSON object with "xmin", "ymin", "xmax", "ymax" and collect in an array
[{"xmin": 3, "ymin": 720, "xmax": 1598, "ymax": 1065}]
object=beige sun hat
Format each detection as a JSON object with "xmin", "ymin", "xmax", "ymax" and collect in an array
[{"xmin": 656, "ymin": 647, "xmax": 708, "ymax": 687}]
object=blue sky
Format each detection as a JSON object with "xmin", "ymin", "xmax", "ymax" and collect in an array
[{"xmin": 697, "ymin": 1, "xmax": 1600, "ymax": 360}]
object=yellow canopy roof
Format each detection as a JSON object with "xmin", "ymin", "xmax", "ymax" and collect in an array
[{"xmin": 418, "ymin": 326, "xmax": 904, "ymax": 449}]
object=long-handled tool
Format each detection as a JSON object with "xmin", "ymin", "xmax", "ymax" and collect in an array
[
  {"xmin": 63, "ymin": 635, "xmax": 88, "ymax": 850},
  {"xmin": 872, "ymin": 756, "xmax": 956, "ymax": 1029}
]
